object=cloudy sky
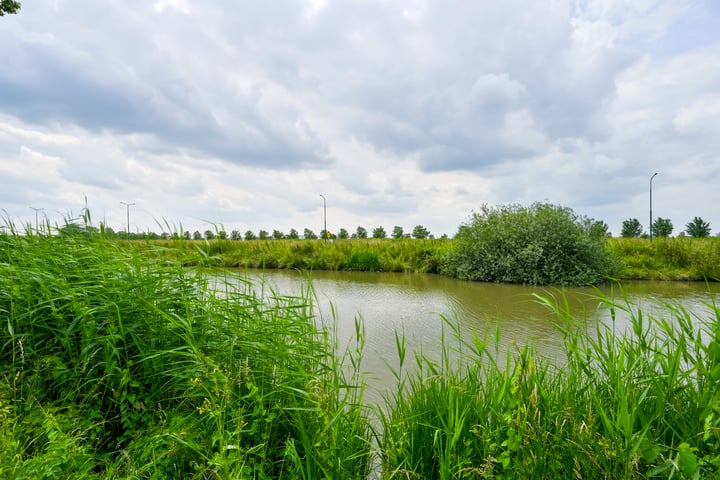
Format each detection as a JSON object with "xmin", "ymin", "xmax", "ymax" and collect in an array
[{"xmin": 1, "ymin": 0, "xmax": 718, "ymax": 237}]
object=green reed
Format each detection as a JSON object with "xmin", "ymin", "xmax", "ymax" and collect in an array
[
  {"xmin": 3, "ymin": 220, "xmax": 720, "ymax": 478},
  {"xmin": 0, "ymin": 225, "xmax": 371, "ymax": 479},
  {"xmin": 378, "ymin": 289, "xmax": 720, "ymax": 479}
]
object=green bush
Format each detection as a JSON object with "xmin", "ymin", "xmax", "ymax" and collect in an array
[{"xmin": 441, "ymin": 203, "xmax": 619, "ymax": 285}]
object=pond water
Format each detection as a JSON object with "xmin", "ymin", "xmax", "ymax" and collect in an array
[{"xmin": 226, "ymin": 269, "xmax": 720, "ymax": 403}]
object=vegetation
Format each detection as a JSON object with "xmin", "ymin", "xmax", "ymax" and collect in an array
[
  {"xmin": 622, "ymin": 218, "xmax": 644, "ymax": 238},
  {"xmin": 607, "ymin": 236, "xmax": 720, "ymax": 280},
  {"xmin": 172, "ymin": 237, "xmax": 450, "ymax": 274},
  {"xmin": 0, "ymin": 0, "xmax": 21, "ymax": 16},
  {"xmin": 440, "ymin": 203, "xmax": 620, "ymax": 285},
  {"xmin": 2, "ymin": 223, "xmax": 720, "ymax": 478},
  {"xmin": 652, "ymin": 217, "xmax": 674, "ymax": 238},
  {"xmin": 686, "ymin": 216, "xmax": 712, "ymax": 238},
  {"xmin": 0, "ymin": 223, "xmax": 370, "ymax": 479},
  {"xmin": 379, "ymin": 292, "xmax": 720, "ymax": 479}
]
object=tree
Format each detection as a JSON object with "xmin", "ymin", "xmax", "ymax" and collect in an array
[
  {"xmin": 183, "ymin": 231, "xmax": 191, "ymax": 240},
  {"xmin": 356, "ymin": 226, "xmax": 368, "ymax": 239},
  {"xmin": 244, "ymin": 230, "xmax": 257, "ymax": 240},
  {"xmin": 258, "ymin": 230, "xmax": 269, "ymax": 240},
  {"xmin": 412, "ymin": 225, "xmax": 430, "ymax": 239},
  {"xmin": 337, "ymin": 228, "xmax": 349, "ymax": 239},
  {"xmin": 272, "ymin": 229, "xmax": 285, "ymax": 240},
  {"xmin": 441, "ymin": 202, "xmax": 619, "ymax": 285},
  {"xmin": 686, "ymin": 217, "xmax": 711, "ymax": 238},
  {"xmin": 652, "ymin": 217, "xmax": 673, "ymax": 238},
  {"xmin": 230, "ymin": 230, "xmax": 242, "ymax": 240},
  {"xmin": 303, "ymin": 228, "xmax": 317, "ymax": 240},
  {"xmin": 217, "ymin": 230, "xmax": 227, "ymax": 240},
  {"xmin": 372, "ymin": 226, "xmax": 387, "ymax": 238},
  {"xmin": 287, "ymin": 228, "xmax": 299, "ymax": 239},
  {"xmin": 0, "ymin": 1, "xmax": 21, "ymax": 16},
  {"xmin": 204, "ymin": 230, "xmax": 215, "ymax": 240},
  {"xmin": 621, "ymin": 218, "xmax": 643, "ymax": 238},
  {"xmin": 193, "ymin": 230, "xmax": 202, "ymax": 240},
  {"xmin": 392, "ymin": 225, "xmax": 404, "ymax": 239}
]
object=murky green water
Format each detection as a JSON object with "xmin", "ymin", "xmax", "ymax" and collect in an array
[{"xmin": 227, "ymin": 269, "xmax": 720, "ymax": 402}]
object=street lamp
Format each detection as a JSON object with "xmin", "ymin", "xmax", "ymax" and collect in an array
[
  {"xmin": 120, "ymin": 201, "xmax": 135, "ymax": 240},
  {"xmin": 649, "ymin": 173, "xmax": 658, "ymax": 241},
  {"xmin": 319, "ymin": 194, "xmax": 327, "ymax": 240},
  {"xmin": 29, "ymin": 206, "xmax": 44, "ymax": 234}
]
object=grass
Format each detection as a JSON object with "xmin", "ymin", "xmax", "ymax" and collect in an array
[
  {"xmin": 0, "ymin": 222, "xmax": 371, "ymax": 479},
  {"xmin": 607, "ymin": 237, "xmax": 720, "ymax": 281},
  {"xmin": 149, "ymin": 237, "xmax": 452, "ymax": 274},
  {"xmin": 145, "ymin": 236, "xmax": 720, "ymax": 282},
  {"xmin": 2, "ymin": 219, "xmax": 720, "ymax": 478}
]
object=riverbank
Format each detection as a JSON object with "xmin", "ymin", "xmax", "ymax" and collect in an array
[
  {"xmin": 3, "ymin": 231, "xmax": 720, "ymax": 478},
  {"xmin": 152, "ymin": 236, "xmax": 720, "ymax": 282}
]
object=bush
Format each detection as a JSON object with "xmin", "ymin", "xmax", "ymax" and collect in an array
[{"xmin": 441, "ymin": 203, "xmax": 619, "ymax": 285}]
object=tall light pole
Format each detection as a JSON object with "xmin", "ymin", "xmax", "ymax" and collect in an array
[
  {"xmin": 649, "ymin": 172, "xmax": 658, "ymax": 241},
  {"xmin": 29, "ymin": 206, "xmax": 44, "ymax": 233},
  {"xmin": 319, "ymin": 194, "xmax": 327, "ymax": 240},
  {"xmin": 120, "ymin": 202, "xmax": 135, "ymax": 241}
]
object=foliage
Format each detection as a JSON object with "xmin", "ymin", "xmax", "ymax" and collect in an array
[
  {"xmin": 272, "ymin": 229, "xmax": 285, "ymax": 239},
  {"xmin": 303, "ymin": 228, "xmax": 317, "ymax": 240},
  {"xmin": 412, "ymin": 224, "xmax": 430, "ymax": 239},
  {"xmin": 258, "ymin": 229, "xmax": 270, "ymax": 240},
  {"xmin": 287, "ymin": 228, "xmax": 299, "ymax": 239},
  {"xmin": 607, "ymin": 237, "xmax": 720, "ymax": 280},
  {"xmin": 338, "ymin": 228, "xmax": 349, "ymax": 239},
  {"xmin": 686, "ymin": 216, "xmax": 712, "ymax": 238},
  {"xmin": 372, "ymin": 226, "xmax": 387, "ymax": 239},
  {"xmin": 0, "ymin": 0, "xmax": 21, "ymax": 16},
  {"xmin": 441, "ymin": 202, "xmax": 619, "ymax": 285},
  {"xmin": 652, "ymin": 217, "xmax": 673, "ymax": 238},
  {"xmin": 380, "ymin": 293, "xmax": 720, "ymax": 479},
  {"xmin": 392, "ymin": 225, "xmax": 404, "ymax": 239},
  {"xmin": 244, "ymin": 229, "xmax": 257, "ymax": 240},
  {"xmin": 621, "ymin": 218, "xmax": 644, "ymax": 238},
  {"xmin": 356, "ymin": 226, "xmax": 368, "ymax": 239},
  {"xmin": 204, "ymin": 229, "xmax": 215, "ymax": 240},
  {"xmin": 0, "ymin": 225, "xmax": 371, "ymax": 478}
]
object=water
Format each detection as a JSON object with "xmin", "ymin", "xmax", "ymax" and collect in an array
[{"xmin": 224, "ymin": 269, "xmax": 720, "ymax": 402}]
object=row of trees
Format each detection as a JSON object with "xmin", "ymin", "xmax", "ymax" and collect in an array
[
  {"xmin": 90, "ymin": 225, "xmax": 434, "ymax": 241},
  {"xmin": 621, "ymin": 217, "xmax": 712, "ymax": 238}
]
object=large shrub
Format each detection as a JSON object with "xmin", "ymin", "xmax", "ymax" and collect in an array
[{"xmin": 441, "ymin": 203, "xmax": 619, "ymax": 285}]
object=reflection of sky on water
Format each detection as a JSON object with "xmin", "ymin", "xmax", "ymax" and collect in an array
[{"xmin": 226, "ymin": 269, "xmax": 720, "ymax": 403}]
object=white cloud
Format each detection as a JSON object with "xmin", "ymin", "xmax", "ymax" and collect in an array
[{"xmin": 0, "ymin": 0, "xmax": 718, "ymax": 237}]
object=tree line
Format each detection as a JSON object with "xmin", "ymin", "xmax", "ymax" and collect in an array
[
  {"xmin": 621, "ymin": 216, "xmax": 713, "ymax": 238},
  {"xmin": 86, "ymin": 224, "xmax": 436, "ymax": 241}
]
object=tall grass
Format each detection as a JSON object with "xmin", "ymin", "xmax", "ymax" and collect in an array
[
  {"xmin": 0, "ymin": 225, "xmax": 371, "ymax": 478},
  {"xmin": 152, "ymin": 238, "xmax": 451, "ymax": 274},
  {"xmin": 378, "ymin": 290, "xmax": 720, "ymax": 478},
  {"xmin": 3, "ymin": 221, "xmax": 720, "ymax": 478},
  {"xmin": 608, "ymin": 237, "xmax": 720, "ymax": 281}
]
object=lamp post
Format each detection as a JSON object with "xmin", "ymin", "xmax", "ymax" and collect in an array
[
  {"xmin": 319, "ymin": 194, "xmax": 327, "ymax": 240},
  {"xmin": 29, "ymin": 206, "xmax": 44, "ymax": 234},
  {"xmin": 120, "ymin": 202, "xmax": 135, "ymax": 241},
  {"xmin": 649, "ymin": 173, "xmax": 658, "ymax": 241}
]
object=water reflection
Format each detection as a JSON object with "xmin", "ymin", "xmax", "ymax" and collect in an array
[{"xmin": 227, "ymin": 269, "xmax": 719, "ymax": 401}]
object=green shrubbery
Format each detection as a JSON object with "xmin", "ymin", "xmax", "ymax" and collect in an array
[{"xmin": 441, "ymin": 203, "xmax": 620, "ymax": 285}]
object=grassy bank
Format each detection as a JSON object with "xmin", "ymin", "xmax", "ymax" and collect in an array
[
  {"xmin": 607, "ymin": 237, "xmax": 720, "ymax": 281},
  {"xmin": 153, "ymin": 236, "xmax": 720, "ymax": 282},
  {"xmin": 3, "ymin": 228, "xmax": 720, "ymax": 478},
  {"xmin": 0, "ymin": 229, "xmax": 370, "ymax": 478},
  {"xmin": 156, "ymin": 237, "xmax": 452, "ymax": 274}
]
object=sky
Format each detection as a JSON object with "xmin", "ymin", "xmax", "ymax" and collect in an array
[{"xmin": 1, "ymin": 0, "xmax": 719, "ymax": 238}]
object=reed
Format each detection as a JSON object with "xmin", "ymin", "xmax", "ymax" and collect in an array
[
  {"xmin": 3, "ymin": 221, "xmax": 720, "ymax": 478},
  {"xmin": 0, "ymin": 226, "xmax": 371, "ymax": 478},
  {"xmin": 378, "ymin": 290, "xmax": 720, "ymax": 478}
]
